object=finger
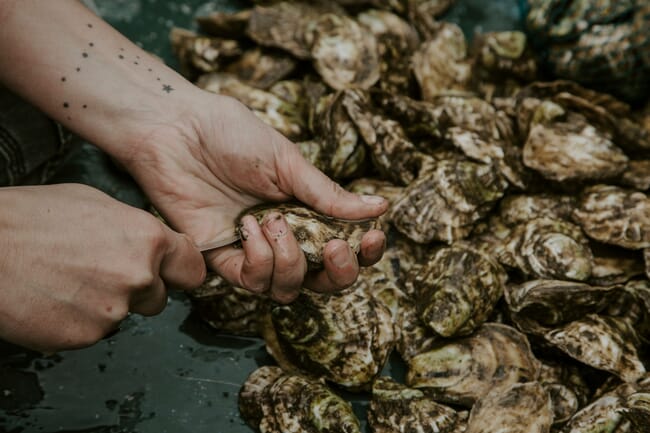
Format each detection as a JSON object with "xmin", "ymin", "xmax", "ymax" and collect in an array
[
  {"xmin": 238, "ymin": 215, "xmax": 274, "ymax": 293},
  {"xmin": 358, "ymin": 229, "xmax": 386, "ymax": 267},
  {"xmin": 277, "ymin": 146, "xmax": 389, "ymax": 219},
  {"xmin": 129, "ymin": 276, "xmax": 168, "ymax": 316},
  {"xmin": 262, "ymin": 212, "xmax": 307, "ymax": 304},
  {"xmin": 160, "ymin": 229, "xmax": 207, "ymax": 291},
  {"xmin": 304, "ymin": 239, "xmax": 359, "ymax": 293}
]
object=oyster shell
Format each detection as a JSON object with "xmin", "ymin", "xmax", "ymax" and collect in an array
[
  {"xmin": 572, "ymin": 185, "xmax": 650, "ymax": 250},
  {"xmin": 389, "ymin": 156, "xmax": 508, "ymax": 244},
  {"xmin": 411, "ymin": 243, "xmax": 507, "ymax": 337},
  {"xmin": 239, "ymin": 366, "xmax": 361, "ymax": 433},
  {"xmin": 498, "ymin": 194, "xmax": 576, "ymax": 226},
  {"xmin": 196, "ymin": 9, "xmax": 251, "ymax": 39},
  {"xmin": 619, "ymin": 160, "xmax": 650, "ymax": 191},
  {"xmin": 197, "ymin": 73, "xmax": 308, "ymax": 140},
  {"xmin": 170, "ymin": 28, "xmax": 243, "ymax": 77},
  {"xmin": 225, "ymin": 48, "xmax": 297, "ymax": 89},
  {"xmin": 411, "ymin": 22, "xmax": 472, "ymax": 100},
  {"xmin": 306, "ymin": 13, "xmax": 380, "ymax": 90},
  {"xmin": 406, "ymin": 323, "xmax": 541, "ymax": 407},
  {"xmin": 499, "ymin": 217, "xmax": 593, "ymax": 281},
  {"xmin": 465, "ymin": 382, "xmax": 553, "ymax": 433},
  {"xmin": 187, "ymin": 272, "xmax": 269, "ymax": 336},
  {"xmin": 238, "ymin": 202, "xmax": 381, "ymax": 271},
  {"xmin": 589, "ymin": 243, "xmax": 644, "ymax": 286},
  {"xmin": 261, "ymin": 283, "xmax": 394, "ymax": 390},
  {"xmin": 368, "ymin": 376, "xmax": 466, "ymax": 433},
  {"xmin": 538, "ymin": 361, "xmax": 591, "ymax": 425}
]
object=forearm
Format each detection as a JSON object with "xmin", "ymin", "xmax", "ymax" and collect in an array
[{"xmin": 0, "ymin": 0, "xmax": 199, "ymax": 160}]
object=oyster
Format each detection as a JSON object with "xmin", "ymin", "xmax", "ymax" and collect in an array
[
  {"xmin": 619, "ymin": 160, "xmax": 650, "ymax": 191},
  {"xmin": 465, "ymin": 382, "xmax": 553, "ymax": 433},
  {"xmin": 225, "ymin": 48, "xmax": 297, "ymax": 89},
  {"xmin": 196, "ymin": 9, "xmax": 252, "ymax": 39},
  {"xmin": 368, "ymin": 376, "xmax": 466, "ymax": 433},
  {"xmin": 357, "ymin": 9, "xmax": 419, "ymax": 94},
  {"xmin": 538, "ymin": 361, "xmax": 591, "ymax": 425},
  {"xmin": 389, "ymin": 156, "xmax": 508, "ymax": 244},
  {"xmin": 589, "ymin": 243, "xmax": 644, "ymax": 286},
  {"xmin": 197, "ymin": 73, "xmax": 308, "ymax": 140},
  {"xmin": 346, "ymin": 178, "xmax": 404, "ymax": 227},
  {"xmin": 187, "ymin": 273, "xmax": 268, "ymax": 336},
  {"xmin": 572, "ymin": 185, "xmax": 650, "ymax": 250},
  {"xmin": 239, "ymin": 202, "xmax": 381, "ymax": 271},
  {"xmin": 406, "ymin": 323, "xmax": 541, "ymax": 407},
  {"xmin": 342, "ymin": 89, "xmax": 431, "ymax": 186},
  {"xmin": 169, "ymin": 28, "xmax": 243, "ymax": 77},
  {"xmin": 498, "ymin": 194, "xmax": 576, "ymax": 226},
  {"xmin": 499, "ymin": 217, "xmax": 593, "ymax": 281},
  {"xmin": 261, "ymin": 283, "xmax": 394, "ymax": 390},
  {"xmin": 411, "ymin": 22, "xmax": 472, "ymax": 100},
  {"xmin": 306, "ymin": 13, "xmax": 380, "ymax": 90},
  {"xmin": 239, "ymin": 366, "xmax": 361, "ymax": 433},
  {"xmin": 522, "ymin": 101, "xmax": 628, "ymax": 183},
  {"xmin": 411, "ymin": 243, "xmax": 507, "ymax": 337}
]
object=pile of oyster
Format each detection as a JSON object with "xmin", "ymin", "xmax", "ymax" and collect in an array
[{"xmin": 172, "ymin": 1, "xmax": 650, "ymax": 432}]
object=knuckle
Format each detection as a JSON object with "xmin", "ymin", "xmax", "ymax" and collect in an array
[{"xmin": 129, "ymin": 270, "xmax": 157, "ymax": 291}]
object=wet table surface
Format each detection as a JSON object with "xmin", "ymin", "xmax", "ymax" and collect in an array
[{"xmin": 0, "ymin": 1, "xmax": 523, "ymax": 432}]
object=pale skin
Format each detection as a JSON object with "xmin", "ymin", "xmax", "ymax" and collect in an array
[{"xmin": 0, "ymin": 0, "xmax": 387, "ymax": 353}]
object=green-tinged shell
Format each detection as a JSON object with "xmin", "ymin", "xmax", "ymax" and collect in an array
[
  {"xmin": 368, "ymin": 377, "xmax": 465, "ymax": 433},
  {"xmin": 389, "ymin": 157, "xmax": 508, "ymax": 244},
  {"xmin": 309, "ymin": 92, "xmax": 366, "ymax": 180},
  {"xmin": 169, "ymin": 28, "xmax": 243, "ymax": 77},
  {"xmin": 538, "ymin": 362, "xmax": 591, "ymax": 425},
  {"xmin": 499, "ymin": 194, "xmax": 576, "ymax": 226},
  {"xmin": 406, "ymin": 323, "xmax": 541, "ymax": 407},
  {"xmin": 239, "ymin": 366, "xmax": 361, "ymax": 433},
  {"xmin": 342, "ymin": 89, "xmax": 431, "ymax": 186},
  {"xmin": 261, "ymin": 283, "xmax": 394, "ymax": 390},
  {"xmin": 544, "ymin": 314, "xmax": 646, "ymax": 382},
  {"xmin": 187, "ymin": 272, "xmax": 269, "ymax": 337},
  {"xmin": 572, "ymin": 185, "xmax": 650, "ymax": 249},
  {"xmin": 225, "ymin": 48, "xmax": 297, "ymax": 89},
  {"xmin": 238, "ymin": 202, "xmax": 381, "ymax": 271},
  {"xmin": 522, "ymin": 101, "xmax": 628, "ymax": 183},
  {"xmin": 412, "ymin": 243, "xmax": 506, "ymax": 337},
  {"xmin": 306, "ymin": 14, "xmax": 380, "ymax": 90},
  {"xmin": 197, "ymin": 73, "xmax": 308, "ymax": 140},
  {"xmin": 465, "ymin": 382, "xmax": 553, "ymax": 433},
  {"xmin": 411, "ymin": 22, "xmax": 472, "ymax": 100},
  {"xmin": 499, "ymin": 217, "xmax": 593, "ymax": 281}
]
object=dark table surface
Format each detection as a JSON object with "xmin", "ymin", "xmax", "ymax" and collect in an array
[{"xmin": 0, "ymin": 1, "xmax": 523, "ymax": 432}]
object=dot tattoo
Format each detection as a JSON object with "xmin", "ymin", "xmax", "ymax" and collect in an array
[
  {"xmin": 76, "ymin": 67, "xmax": 81, "ymax": 72},
  {"xmin": 82, "ymin": 104, "xmax": 87, "ymax": 109},
  {"xmin": 134, "ymin": 61, "xmax": 139, "ymax": 65},
  {"xmin": 82, "ymin": 52, "xmax": 88, "ymax": 58},
  {"xmin": 89, "ymin": 42, "xmax": 94, "ymax": 47},
  {"xmin": 61, "ymin": 77, "xmax": 66, "ymax": 82},
  {"xmin": 87, "ymin": 23, "xmax": 93, "ymax": 28},
  {"xmin": 63, "ymin": 102, "xmax": 69, "ymax": 108},
  {"xmin": 118, "ymin": 54, "xmax": 124, "ymax": 59}
]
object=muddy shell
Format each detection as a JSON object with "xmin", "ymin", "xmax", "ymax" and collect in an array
[
  {"xmin": 572, "ymin": 185, "xmax": 650, "ymax": 250},
  {"xmin": 239, "ymin": 366, "xmax": 361, "ymax": 433},
  {"xmin": 261, "ymin": 283, "xmax": 394, "ymax": 390},
  {"xmin": 498, "ymin": 194, "xmax": 576, "ymax": 226},
  {"xmin": 412, "ymin": 243, "xmax": 507, "ymax": 337},
  {"xmin": 368, "ymin": 377, "xmax": 465, "ymax": 433},
  {"xmin": 225, "ymin": 48, "xmax": 297, "ymax": 89},
  {"xmin": 406, "ymin": 323, "xmax": 541, "ymax": 407},
  {"xmin": 170, "ymin": 28, "xmax": 243, "ymax": 77}
]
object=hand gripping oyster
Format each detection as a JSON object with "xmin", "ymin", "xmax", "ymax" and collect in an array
[
  {"xmin": 499, "ymin": 217, "xmax": 594, "ymax": 281},
  {"xmin": 410, "ymin": 243, "xmax": 507, "ymax": 337},
  {"xmin": 411, "ymin": 21, "xmax": 472, "ymax": 100},
  {"xmin": 572, "ymin": 185, "xmax": 650, "ymax": 250},
  {"xmin": 465, "ymin": 382, "xmax": 553, "ymax": 433},
  {"xmin": 261, "ymin": 283, "xmax": 394, "ymax": 390},
  {"xmin": 368, "ymin": 376, "xmax": 466, "ymax": 433},
  {"xmin": 187, "ymin": 272, "xmax": 269, "ymax": 336},
  {"xmin": 389, "ymin": 156, "xmax": 508, "ymax": 244},
  {"xmin": 239, "ymin": 366, "xmax": 361, "ymax": 433},
  {"xmin": 239, "ymin": 202, "xmax": 381, "ymax": 271},
  {"xmin": 406, "ymin": 323, "xmax": 541, "ymax": 407},
  {"xmin": 305, "ymin": 13, "xmax": 380, "ymax": 90}
]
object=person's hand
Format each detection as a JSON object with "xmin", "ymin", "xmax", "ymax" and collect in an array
[
  {"xmin": 120, "ymin": 92, "xmax": 388, "ymax": 303},
  {"xmin": 0, "ymin": 184, "xmax": 206, "ymax": 352}
]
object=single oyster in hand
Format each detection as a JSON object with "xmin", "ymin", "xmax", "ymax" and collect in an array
[
  {"xmin": 412, "ymin": 243, "xmax": 507, "ymax": 337},
  {"xmin": 407, "ymin": 323, "xmax": 541, "ymax": 407},
  {"xmin": 465, "ymin": 382, "xmax": 553, "ymax": 433},
  {"xmin": 368, "ymin": 376, "xmax": 466, "ymax": 433},
  {"xmin": 239, "ymin": 366, "xmax": 361, "ymax": 433},
  {"xmin": 261, "ymin": 283, "xmax": 394, "ymax": 390},
  {"xmin": 572, "ymin": 185, "xmax": 650, "ymax": 250}
]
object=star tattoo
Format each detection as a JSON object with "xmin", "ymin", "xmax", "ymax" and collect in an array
[{"xmin": 162, "ymin": 84, "xmax": 174, "ymax": 93}]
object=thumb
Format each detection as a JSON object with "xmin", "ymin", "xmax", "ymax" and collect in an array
[
  {"xmin": 159, "ymin": 228, "xmax": 207, "ymax": 290},
  {"xmin": 279, "ymin": 146, "xmax": 389, "ymax": 220}
]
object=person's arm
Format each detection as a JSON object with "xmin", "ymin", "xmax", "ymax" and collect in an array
[{"xmin": 0, "ymin": 0, "xmax": 387, "ymax": 310}]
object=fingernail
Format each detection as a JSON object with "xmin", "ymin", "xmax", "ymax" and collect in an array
[
  {"xmin": 264, "ymin": 213, "xmax": 287, "ymax": 238},
  {"xmin": 331, "ymin": 244, "xmax": 352, "ymax": 268},
  {"xmin": 360, "ymin": 195, "xmax": 386, "ymax": 205},
  {"xmin": 239, "ymin": 215, "xmax": 256, "ymax": 241}
]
